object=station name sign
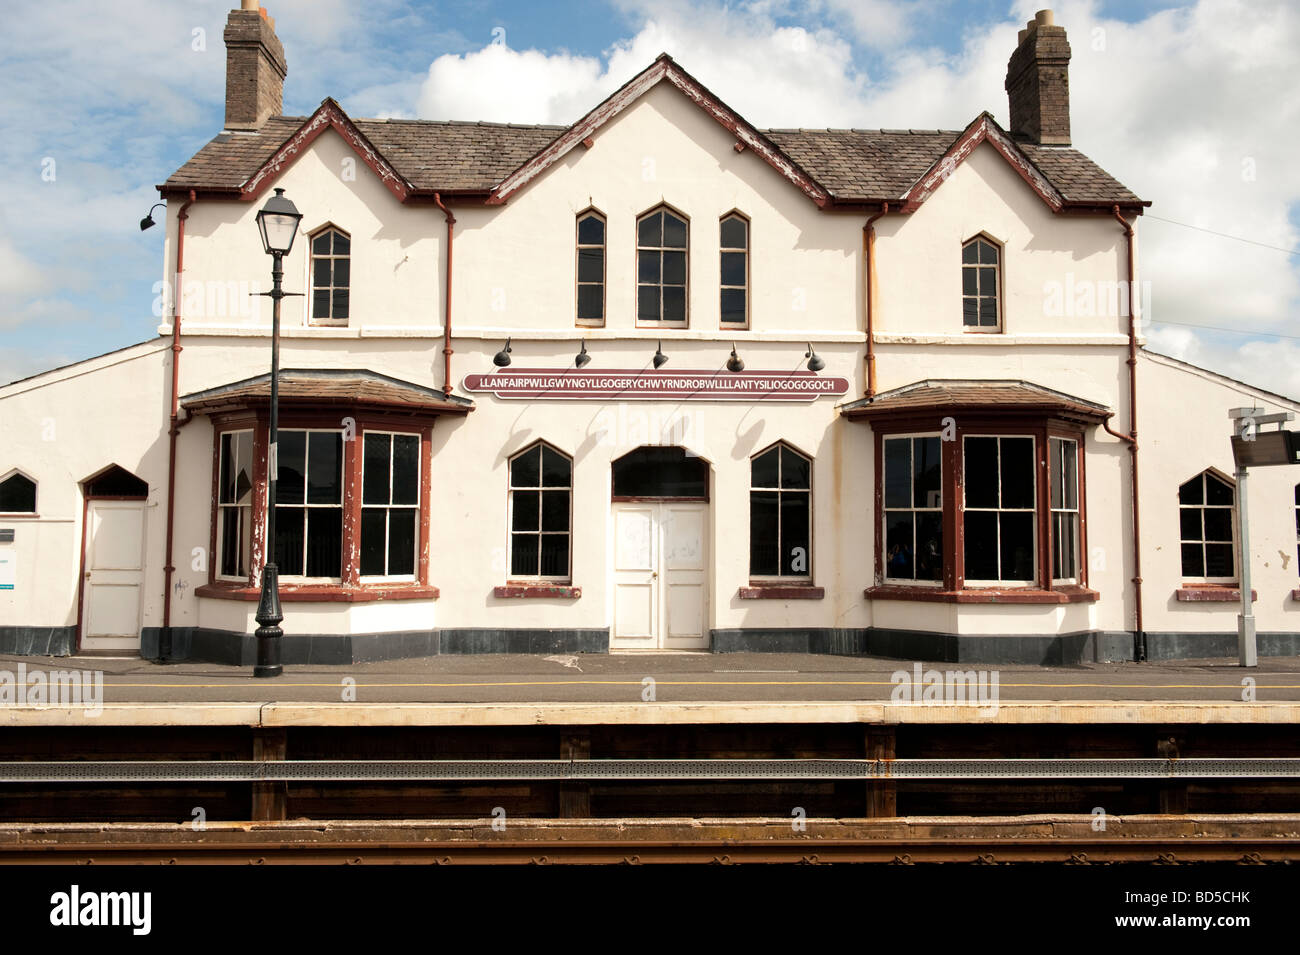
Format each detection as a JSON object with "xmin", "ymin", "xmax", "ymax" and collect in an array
[{"xmin": 463, "ymin": 368, "xmax": 851, "ymax": 402}]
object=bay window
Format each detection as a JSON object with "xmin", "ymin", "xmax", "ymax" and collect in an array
[
  {"xmin": 275, "ymin": 429, "xmax": 344, "ymax": 579},
  {"xmin": 883, "ymin": 436, "xmax": 943, "ymax": 583},
  {"xmin": 216, "ymin": 430, "xmax": 254, "ymax": 579},
  {"xmin": 962, "ymin": 435, "xmax": 1036, "ymax": 584},
  {"xmin": 361, "ymin": 432, "xmax": 420, "ymax": 578}
]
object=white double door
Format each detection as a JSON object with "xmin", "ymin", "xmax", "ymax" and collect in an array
[
  {"xmin": 611, "ymin": 502, "xmax": 708, "ymax": 650},
  {"xmin": 80, "ymin": 500, "xmax": 146, "ymax": 652}
]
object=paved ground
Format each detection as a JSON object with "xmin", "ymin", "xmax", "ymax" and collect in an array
[{"xmin": 3, "ymin": 652, "xmax": 1299, "ymax": 704}]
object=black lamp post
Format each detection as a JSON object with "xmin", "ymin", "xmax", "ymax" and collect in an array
[{"xmin": 253, "ymin": 187, "xmax": 303, "ymax": 678}]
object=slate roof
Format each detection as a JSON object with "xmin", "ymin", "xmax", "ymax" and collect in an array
[
  {"xmin": 840, "ymin": 379, "xmax": 1112, "ymax": 421},
  {"xmin": 180, "ymin": 369, "xmax": 474, "ymax": 414}
]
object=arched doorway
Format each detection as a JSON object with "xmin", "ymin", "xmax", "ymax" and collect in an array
[
  {"xmin": 78, "ymin": 465, "xmax": 149, "ymax": 654},
  {"xmin": 610, "ymin": 447, "xmax": 709, "ymax": 650}
]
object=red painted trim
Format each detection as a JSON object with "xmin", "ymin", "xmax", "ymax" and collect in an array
[
  {"xmin": 196, "ymin": 583, "xmax": 439, "ymax": 602},
  {"xmin": 162, "ymin": 190, "xmax": 196, "ymax": 630},
  {"xmin": 738, "ymin": 585, "xmax": 824, "ymax": 600},
  {"xmin": 900, "ymin": 114, "xmax": 1064, "ymax": 214},
  {"xmin": 1291, "ymin": 589, "xmax": 1300, "ymax": 602},
  {"xmin": 488, "ymin": 57, "xmax": 829, "ymax": 207},
  {"xmin": 1176, "ymin": 586, "xmax": 1256, "ymax": 603},
  {"xmin": 493, "ymin": 584, "xmax": 582, "ymax": 599},
  {"xmin": 74, "ymin": 495, "xmax": 89, "ymax": 653},
  {"xmin": 241, "ymin": 99, "xmax": 413, "ymax": 202},
  {"xmin": 341, "ymin": 423, "xmax": 362, "ymax": 587},
  {"xmin": 249, "ymin": 413, "xmax": 270, "ymax": 586},
  {"xmin": 418, "ymin": 425, "xmax": 432, "ymax": 587},
  {"xmin": 865, "ymin": 585, "xmax": 1099, "ymax": 604}
]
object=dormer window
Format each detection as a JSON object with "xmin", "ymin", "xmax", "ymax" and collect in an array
[
  {"xmin": 576, "ymin": 209, "xmax": 605, "ymax": 326},
  {"xmin": 310, "ymin": 227, "xmax": 350, "ymax": 325},
  {"xmin": 962, "ymin": 235, "xmax": 1001, "ymax": 332},
  {"xmin": 637, "ymin": 205, "xmax": 688, "ymax": 326},
  {"xmin": 0, "ymin": 471, "xmax": 36, "ymax": 514}
]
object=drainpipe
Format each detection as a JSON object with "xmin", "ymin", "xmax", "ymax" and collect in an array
[
  {"xmin": 1108, "ymin": 204, "xmax": 1144, "ymax": 661},
  {"xmin": 863, "ymin": 202, "xmax": 889, "ymax": 397},
  {"xmin": 160, "ymin": 189, "xmax": 197, "ymax": 662},
  {"xmin": 433, "ymin": 193, "xmax": 456, "ymax": 395}
]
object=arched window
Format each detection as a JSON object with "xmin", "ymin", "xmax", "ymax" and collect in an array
[
  {"xmin": 962, "ymin": 234, "xmax": 1001, "ymax": 331},
  {"xmin": 1179, "ymin": 471, "xmax": 1235, "ymax": 580},
  {"xmin": 636, "ymin": 205, "xmax": 688, "ymax": 326},
  {"xmin": 310, "ymin": 226, "xmax": 350, "ymax": 325},
  {"xmin": 508, "ymin": 442, "xmax": 572, "ymax": 580},
  {"xmin": 720, "ymin": 212, "xmax": 749, "ymax": 327},
  {"xmin": 576, "ymin": 209, "xmax": 605, "ymax": 326},
  {"xmin": 0, "ymin": 471, "xmax": 36, "ymax": 513},
  {"xmin": 749, "ymin": 443, "xmax": 812, "ymax": 579}
]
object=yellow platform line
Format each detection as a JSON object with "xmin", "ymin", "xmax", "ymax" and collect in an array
[{"xmin": 94, "ymin": 679, "xmax": 1300, "ymax": 691}]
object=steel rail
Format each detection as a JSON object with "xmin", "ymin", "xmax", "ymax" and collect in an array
[{"xmin": 3, "ymin": 757, "xmax": 1300, "ymax": 783}]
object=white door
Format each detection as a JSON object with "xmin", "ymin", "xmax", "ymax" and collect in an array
[
  {"xmin": 611, "ymin": 502, "xmax": 707, "ymax": 650},
  {"xmin": 81, "ymin": 500, "xmax": 146, "ymax": 652}
]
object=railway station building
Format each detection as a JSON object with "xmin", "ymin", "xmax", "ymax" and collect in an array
[{"xmin": 2, "ymin": 4, "xmax": 1299, "ymax": 665}]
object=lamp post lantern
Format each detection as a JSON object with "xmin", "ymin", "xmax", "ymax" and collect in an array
[{"xmin": 253, "ymin": 187, "xmax": 303, "ymax": 678}]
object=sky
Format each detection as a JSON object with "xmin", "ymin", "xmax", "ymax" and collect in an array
[{"xmin": 2, "ymin": 0, "xmax": 1298, "ymax": 398}]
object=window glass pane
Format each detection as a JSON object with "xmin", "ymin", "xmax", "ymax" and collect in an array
[
  {"xmin": 578, "ymin": 215, "xmax": 604, "ymax": 245},
  {"xmin": 916, "ymin": 511, "xmax": 943, "ymax": 581},
  {"xmin": 313, "ymin": 258, "xmax": 331, "ymax": 288},
  {"xmin": 305, "ymin": 508, "xmax": 342, "ymax": 577},
  {"xmin": 1179, "ymin": 478, "xmax": 1203, "ymax": 505},
  {"xmin": 962, "ymin": 299, "xmax": 978, "ymax": 326},
  {"xmin": 638, "ymin": 213, "xmax": 661, "ymax": 247},
  {"xmin": 512, "ymin": 490, "xmax": 540, "ymax": 532},
  {"xmin": 577, "ymin": 284, "xmax": 603, "ymax": 320},
  {"xmin": 392, "ymin": 435, "xmax": 420, "ymax": 505},
  {"xmin": 511, "ymin": 533, "xmax": 539, "ymax": 576},
  {"xmin": 750, "ymin": 490, "xmax": 780, "ymax": 576},
  {"xmin": 1053, "ymin": 512, "xmax": 1078, "ymax": 579},
  {"xmin": 360, "ymin": 508, "xmax": 386, "ymax": 576},
  {"xmin": 219, "ymin": 434, "xmax": 236, "ymax": 504},
  {"xmin": 663, "ymin": 250, "xmax": 686, "ymax": 286},
  {"xmin": 332, "ymin": 288, "xmax": 349, "ymax": 319},
  {"xmin": 1000, "ymin": 437, "xmax": 1034, "ymax": 509},
  {"xmin": 1206, "ymin": 475, "xmax": 1233, "ymax": 506},
  {"xmin": 781, "ymin": 449, "xmax": 810, "ymax": 490},
  {"xmin": 511, "ymin": 446, "xmax": 540, "ymax": 488},
  {"xmin": 720, "ymin": 288, "xmax": 746, "ymax": 323},
  {"xmin": 914, "ymin": 437, "xmax": 941, "ymax": 508},
  {"xmin": 333, "ymin": 257, "xmax": 350, "ymax": 287},
  {"xmin": 234, "ymin": 432, "xmax": 253, "ymax": 504},
  {"xmin": 780, "ymin": 493, "xmax": 810, "ymax": 576},
  {"xmin": 979, "ymin": 240, "xmax": 997, "ymax": 265},
  {"xmin": 613, "ymin": 447, "xmax": 708, "ymax": 497},
  {"xmin": 578, "ymin": 248, "xmax": 603, "ymax": 283},
  {"xmin": 541, "ymin": 490, "xmax": 570, "ymax": 532},
  {"xmin": 275, "ymin": 507, "xmax": 305, "ymax": 573},
  {"xmin": 1050, "ymin": 440, "xmax": 1064, "ymax": 509},
  {"xmin": 363, "ymin": 433, "xmax": 390, "ymax": 505},
  {"xmin": 540, "ymin": 535, "xmax": 569, "ymax": 577},
  {"xmin": 978, "ymin": 299, "xmax": 997, "ymax": 327},
  {"xmin": 307, "ymin": 432, "xmax": 342, "ymax": 504},
  {"xmin": 541, "ymin": 446, "xmax": 570, "ymax": 487},
  {"xmin": 276, "ymin": 431, "xmax": 306, "ymax": 504},
  {"xmin": 720, "ymin": 251, "xmax": 746, "ymax": 287},
  {"xmin": 312, "ymin": 289, "xmax": 330, "ymax": 319},
  {"xmin": 752, "ymin": 448, "xmax": 779, "ymax": 488},
  {"xmin": 1205, "ymin": 543, "xmax": 1233, "ymax": 577},
  {"xmin": 388, "ymin": 510, "xmax": 416, "ymax": 577},
  {"xmin": 962, "ymin": 269, "xmax": 977, "ymax": 295},
  {"xmin": 1179, "ymin": 508, "xmax": 1202, "ymax": 541},
  {"xmin": 662, "ymin": 286, "xmax": 686, "ymax": 323},
  {"xmin": 886, "ymin": 513, "xmax": 915, "ymax": 579},
  {"xmin": 962, "ymin": 242, "xmax": 979, "ymax": 264},
  {"xmin": 1203, "ymin": 508, "xmax": 1232, "ymax": 542},
  {"xmin": 964, "ymin": 437, "xmax": 998, "ymax": 508},
  {"xmin": 883, "ymin": 438, "xmax": 912, "ymax": 509},
  {"xmin": 1000, "ymin": 511, "xmax": 1035, "ymax": 581},
  {"xmin": 979, "ymin": 267, "xmax": 996, "ymax": 296},
  {"xmin": 219, "ymin": 508, "xmax": 249, "ymax": 577},
  {"xmin": 638, "ymin": 285, "xmax": 660, "ymax": 322},
  {"xmin": 312, "ymin": 233, "xmax": 330, "ymax": 255},
  {"xmin": 1181, "ymin": 543, "xmax": 1204, "ymax": 577},
  {"xmin": 333, "ymin": 232, "xmax": 350, "ymax": 255},
  {"xmin": 720, "ymin": 216, "xmax": 747, "ymax": 249},
  {"xmin": 663, "ymin": 213, "xmax": 687, "ymax": 248},
  {"xmin": 964, "ymin": 511, "xmax": 998, "ymax": 579}
]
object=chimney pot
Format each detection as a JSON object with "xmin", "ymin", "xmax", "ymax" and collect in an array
[
  {"xmin": 1005, "ymin": 12, "xmax": 1071, "ymax": 145},
  {"xmin": 224, "ymin": 5, "xmax": 287, "ymax": 130},
  {"xmin": 1018, "ymin": 28, "xmax": 1029, "ymax": 44}
]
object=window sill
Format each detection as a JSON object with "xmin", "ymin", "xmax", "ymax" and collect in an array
[
  {"xmin": 195, "ymin": 582, "xmax": 440, "ymax": 603},
  {"xmin": 0, "ymin": 513, "xmax": 39, "ymax": 519},
  {"xmin": 865, "ymin": 585, "xmax": 1099, "ymax": 604},
  {"xmin": 493, "ymin": 584, "xmax": 581, "ymax": 599},
  {"xmin": 738, "ymin": 585, "xmax": 824, "ymax": 599},
  {"xmin": 1176, "ymin": 585, "xmax": 1256, "ymax": 603}
]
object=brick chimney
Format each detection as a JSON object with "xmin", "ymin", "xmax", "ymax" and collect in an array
[
  {"xmin": 1004, "ymin": 9, "xmax": 1071, "ymax": 146},
  {"xmin": 224, "ymin": 1, "xmax": 286, "ymax": 130}
]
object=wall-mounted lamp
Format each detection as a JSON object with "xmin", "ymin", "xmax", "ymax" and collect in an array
[
  {"xmin": 653, "ymin": 341, "xmax": 669, "ymax": 369},
  {"xmin": 726, "ymin": 342, "xmax": 745, "ymax": 373},
  {"xmin": 138, "ymin": 202, "xmax": 166, "ymax": 231},
  {"xmin": 805, "ymin": 344, "xmax": 825, "ymax": 372},
  {"xmin": 493, "ymin": 338, "xmax": 513, "ymax": 367},
  {"xmin": 575, "ymin": 341, "xmax": 591, "ymax": 368}
]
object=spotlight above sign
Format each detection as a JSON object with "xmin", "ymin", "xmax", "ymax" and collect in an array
[{"xmin": 463, "ymin": 368, "xmax": 851, "ymax": 401}]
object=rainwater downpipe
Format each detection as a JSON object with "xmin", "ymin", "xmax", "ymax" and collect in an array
[
  {"xmin": 433, "ymin": 193, "xmax": 456, "ymax": 395},
  {"xmin": 864, "ymin": 202, "xmax": 889, "ymax": 397}
]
